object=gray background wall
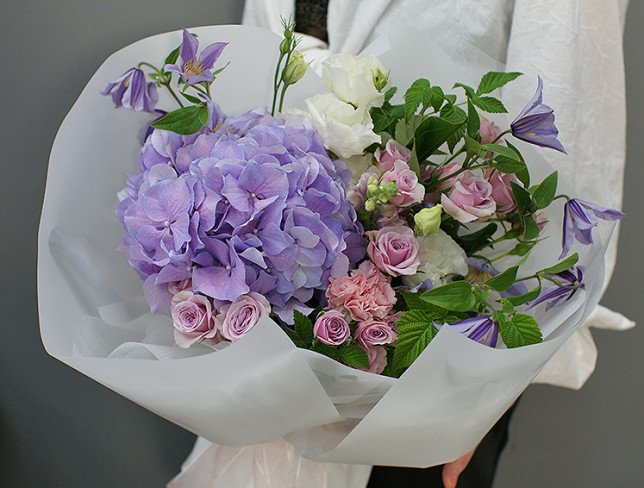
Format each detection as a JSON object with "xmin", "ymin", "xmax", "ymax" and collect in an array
[{"xmin": 0, "ymin": 1, "xmax": 641, "ymax": 486}]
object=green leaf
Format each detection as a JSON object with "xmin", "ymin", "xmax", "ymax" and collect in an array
[
  {"xmin": 371, "ymin": 104, "xmax": 405, "ymax": 134},
  {"xmin": 421, "ymin": 281, "xmax": 477, "ymax": 312},
  {"xmin": 508, "ymin": 241, "xmax": 535, "ymax": 257},
  {"xmin": 151, "ymin": 105, "xmax": 209, "ymax": 135},
  {"xmin": 505, "ymin": 284, "xmax": 542, "ymax": 306},
  {"xmin": 384, "ymin": 86, "xmax": 397, "ymax": 104},
  {"xmin": 281, "ymin": 326, "xmax": 307, "ymax": 348},
  {"xmin": 485, "ymin": 266, "xmax": 519, "ymax": 292},
  {"xmin": 395, "ymin": 115, "xmax": 424, "ymax": 146},
  {"xmin": 339, "ymin": 345, "xmax": 369, "ymax": 369},
  {"xmin": 497, "ymin": 313, "xmax": 543, "ymax": 348},
  {"xmin": 401, "ymin": 291, "xmax": 431, "ymax": 310},
  {"xmin": 454, "ymin": 83, "xmax": 477, "ymax": 99},
  {"xmin": 293, "ymin": 310, "xmax": 314, "ymax": 347},
  {"xmin": 521, "ymin": 215, "xmax": 540, "ymax": 240},
  {"xmin": 493, "ymin": 156, "xmax": 527, "ymax": 174},
  {"xmin": 505, "ymin": 141, "xmax": 530, "ymax": 186},
  {"xmin": 164, "ymin": 46, "xmax": 180, "ymax": 66},
  {"xmin": 311, "ymin": 342, "xmax": 341, "ymax": 360},
  {"xmin": 540, "ymin": 253, "xmax": 579, "ymax": 275},
  {"xmin": 392, "ymin": 310, "xmax": 439, "ymax": 371},
  {"xmin": 408, "ymin": 144, "xmax": 420, "ymax": 174},
  {"xmin": 464, "ymin": 135, "xmax": 482, "ymax": 160},
  {"xmin": 467, "ymin": 99, "xmax": 480, "ymax": 136},
  {"xmin": 455, "ymin": 222, "xmax": 498, "ymax": 255},
  {"xmin": 414, "ymin": 116, "xmax": 464, "ymax": 161},
  {"xmin": 430, "ymin": 86, "xmax": 445, "ymax": 112},
  {"xmin": 440, "ymin": 105, "xmax": 467, "ymax": 124},
  {"xmin": 532, "ymin": 171, "xmax": 558, "ymax": 209},
  {"xmin": 482, "ymin": 144, "xmax": 521, "ymax": 161},
  {"xmin": 510, "ymin": 182, "xmax": 534, "ymax": 214},
  {"xmin": 404, "ymin": 78, "xmax": 432, "ymax": 117},
  {"xmin": 477, "ymin": 71, "xmax": 523, "ymax": 95},
  {"xmin": 471, "ymin": 96, "xmax": 507, "ymax": 114},
  {"xmin": 180, "ymin": 91, "xmax": 202, "ymax": 104},
  {"xmin": 444, "ymin": 94, "xmax": 457, "ymax": 105}
]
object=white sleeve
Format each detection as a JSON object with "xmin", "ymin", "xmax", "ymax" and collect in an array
[{"xmin": 503, "ymin": 0, "xmax": 634, "ymax": 388}]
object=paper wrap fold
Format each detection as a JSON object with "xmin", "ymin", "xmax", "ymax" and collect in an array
[{"xmin": 38, "ymin": 24, "xmax": 616, "ymax": 486}]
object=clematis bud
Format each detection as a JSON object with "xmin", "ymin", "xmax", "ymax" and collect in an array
[
  {"xmin": 282, "ymin": 51, "xmax": 307, "ymax": 85},
  {"xmin": 414, "ymin": 205, "xmax": 443, "ymax": 235}
]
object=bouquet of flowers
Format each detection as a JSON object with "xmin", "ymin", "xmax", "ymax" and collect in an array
[{"xmin": 39, "ymin": 21, "xmax": 622, "ymax": 486}]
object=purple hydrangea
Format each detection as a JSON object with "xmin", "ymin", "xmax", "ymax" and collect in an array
[{"xmin": 117, "ymin": 105, "xmax": 364, "ymax": 323}]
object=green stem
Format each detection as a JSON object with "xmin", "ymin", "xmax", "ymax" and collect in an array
[
  {"xmin": 271, "ymin": 52, "xmax": 286, "ymax": 116},
  {"xmin": 490, "ymin": 129, "xmax": 512, "ymax": 145},
  {"xmin": 164, "ymin": 83, "xmax": 184, "ymax": 108},
  {"xmin": 278, "ymin": 83, "xmax": 289, "ymax": 113},
  {"xmin": 137, "ymin": 62, "xmax": 161, "ymax": 72}
]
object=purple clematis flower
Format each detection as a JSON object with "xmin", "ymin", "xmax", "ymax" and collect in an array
[
  {"xmin": 561, "ymin": 199, "xmax": 624, "ymax": 258},
  {"xmin": 164, "ymin": 30, "xmax": 228, "ymax": 85},
  {"xmin": 437, "ymin": 315, "xmax": 499, "ymax": 348},
  {"xmin": 101, "ymin": 67, "xmax": 158, "ymax": 113},
  {"xmin": 511, "ymin": 76, "xmax": 565, "ymax": 153},
  {"xmin": 466, "ymin": 258, "xmax": 528, "ymax": 298},
  {"xmin": 528, "ymin": 267, "xmax": 584, "ymax": 311}
]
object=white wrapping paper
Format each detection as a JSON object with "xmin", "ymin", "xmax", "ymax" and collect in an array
[{"xmin": 39, "ymin": 24, "xmax": 616, "ymax": 487}]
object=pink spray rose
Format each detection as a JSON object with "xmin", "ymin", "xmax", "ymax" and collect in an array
[
  {"xmin": 431, "ymin": 161, "xmax": 462, "ymax": 191},
  {"xmin": 326, "ymin": 261, "xmax": 396, "ymax": 322},
  {"xmin": 216, "ymin": 292, "xmax": 271, "ymax": 342},
  {"xmin": 375, "ymin": 139, "xmax": 411, "ymax": 172},
  {"xmin": 479, "ymin": 116, "xmax": 503, "ymax": 145},
  {"xmin": 380, "ymin": 161, "xmax": 425, "ymax": 207},
  {"xmin": 367, "ymin": 225, "xmax": 421, "ymax": 277},
  {"xmin": 440, "ymin": 172, "xmax": 496, "ymax": 223},
  {"xmin": 171, "ymin": 291, "xmax": 217, "ymax": 348},
  {"xmin": 354, "ymin": 320, "xmax": 397, "ymax": 348},
  {"xmin": 314, "ymin": 310, "xmax": 351, "ymax": 346},
  {"xmin": 484, "ymin": 168, "xmax": 518, "ymax": 214}
]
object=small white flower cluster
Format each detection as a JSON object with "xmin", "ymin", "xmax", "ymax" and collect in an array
[{"xmin": 305, "ymin": 53, "xmax": 388, "ymax": 159}]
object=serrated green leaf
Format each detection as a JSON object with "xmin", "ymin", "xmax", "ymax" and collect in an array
[
  {"xmin": 371, "ymin": 104, "xmax": 406, "ymax": 134},
  {"xmin": 164, "ymin": 46, "xmax": 180, "ymax": 66},
  {"xmin": 414, "ymin": 116, "xmax": 464, "ymax": 161},
  {"xmin": 293, "ymin": 310, "xmax": 314, "ymax": 347},
  {"xmin": 471, "ymin": 96, "xmax": 507, "ymax": 113},
  {"xmin": 440, "ymin": 105, "xmax": 467, "ymax": 124},
  {"xmin": 454, "ymin": 83, "xmax": 477, "ymax": 99},
  {"xmin": 485, "ymin": 266, "xmax": 519, "ymax": 292},
  {"xmin": 477, "ymin": 71, "xmax": 523, "ymax": 95},
  {"xmin": 395, "ymin": 115, "xmax": 425, "ymax": 146},
  {"xmin": 482, "ymin": 144, "xmax": 521, "ymax": 161},
  {"xmin": 151, "ymin": 105, "xmax": 209, "ymax": 135},
  {"xmin": 421, "ymin": 281, "xmax": 477, "ymax": 312},
  {"xmin": 505, "ymin": 284, "xmax": 542, "ymax": 306},
  {"xmin": 339, "ymin": 345, "xmax": 369, "ymax": 369},
  {"xmin": 281, "ymin": 326, "xmax": 307, "ymax": 348},
  {"xmin": 532, "ymin": 171, "xmax": 558, "ymax": 209},
  {"xmin": 408, "ymin": 144, "xmax": 420, "ymax": 174},
  {"xmin": 430, "ymin": 86, "xmax": 445, "ymax": 112},
  {"xmin": 497, "ymin": 313, "xmax": 543, "ymax": 348},
  {"xmin": 401, "ymin": 291, "xmax": 432, "ymax": 310},
  {"xmin": 464, "ymin": 135, "xmax": 482, "ymax": 160},
  {"xmin": 467, "ymin": 99, "xmax": 480, "ymax": 136},
  {"xmin": 392, "ymin": 310, "xmax": 439, "ymax": 371},
  {"xmin": 404, "ymin": 78, "xmax": 432, "ymax": 117},
  {"xmin": 540, "ymin": 253, "xmax": 579, "ymax": 275},
  {"xmin": 311, "ymin": 342, "xmax": 341, "ymax": 359}
]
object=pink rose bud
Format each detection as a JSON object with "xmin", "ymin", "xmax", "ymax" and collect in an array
[
  {"xmin": 440, "ymin": 172, "xmax": 496, "ymax": 223},
  {"xmin": 216, "ymin": 292, "xmax": 271, "ymax": 342},
  {"xmin": 367, "ymin": 225, "xmax": 421, "ymax": 277},
  {"xmin": 167, "ymin": 278, "xmax": 192, "ymax": 295},
  {"xmin": 347, "ymin": 171, "xmax": 380, "ymax": 211},
  {"xmin": 375, "ymin": 139, "xmax": 411, "ymax": 172},
  {"xmin": 313, "ymin": 310, "xmax": 351, "ymax": 346},
  {"xmin": 326, "ymin": 261, "xmax": 396, "ymax": 322},
  {"xmin": 354, "ymin": 320, "xmax": 397, "ymax": 348},
  {"xmin": 171, "ymin": 291, "xmax": 216, "ymax": 348},
  {"xmin": 479, "ymin": 116, "xmax": 503, "ymax": 145},
  {"xmin": 362, "ymin": 345, "xmax": 388, "ymax": 374},
  {"xmin": 431, "ymin": 161, "xmax": 463, "ymax": 191},
  {"xmin": 484, "ymin": 168, "xmax": 518, "ymax": 214},
  {"xmin": 380, "ymin": 161, "xmax": 425, "ymax": 207},
  {"xmin": 535, "ymin": 211, "xmax": 548, "ymax": 231}
]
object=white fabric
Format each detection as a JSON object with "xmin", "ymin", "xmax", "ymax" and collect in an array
[{"xmin": 243, "ymin": 0, "xmax": 634, "ymax": 389}]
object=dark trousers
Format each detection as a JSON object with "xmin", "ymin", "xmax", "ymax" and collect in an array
[{"xmin": 367, "ymin": 402, "xmax": 518, "ymax": 488}]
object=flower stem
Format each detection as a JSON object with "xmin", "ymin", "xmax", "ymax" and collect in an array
[
  {"xmin": 490, "ymin": 129, "xmax": 512, "ymax": 145},
  {"xmin": 138, "ymin": 62, "xmax": 161, "ymax": 72},
  {"xmin": 163, "ymin": 83, "xmax": 184, "ymax": 108},
  {"xmin": 271, "ymin": 52, "xmax": 286, "ymax": 116}
]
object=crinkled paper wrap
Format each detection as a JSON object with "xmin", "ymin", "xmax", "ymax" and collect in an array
[{"xmin": 38, "ymin": 24, "xmax": 616, "ymax": 487}]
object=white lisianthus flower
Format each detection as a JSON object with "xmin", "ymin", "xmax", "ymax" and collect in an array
[
  {"xmin": 345, "ymin": 153, "xmax": 376, "ymax": 184},
  {"xmin": 305, "ymin": 93, "xmax": 381, "ymax": 159},
  {"xmin": 402, "ymin": 230, "xmax": 469, "ymax": 289},
  {"xmin": 321, "ymin": 53, "xmax": 388, "ymax": 109}
]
